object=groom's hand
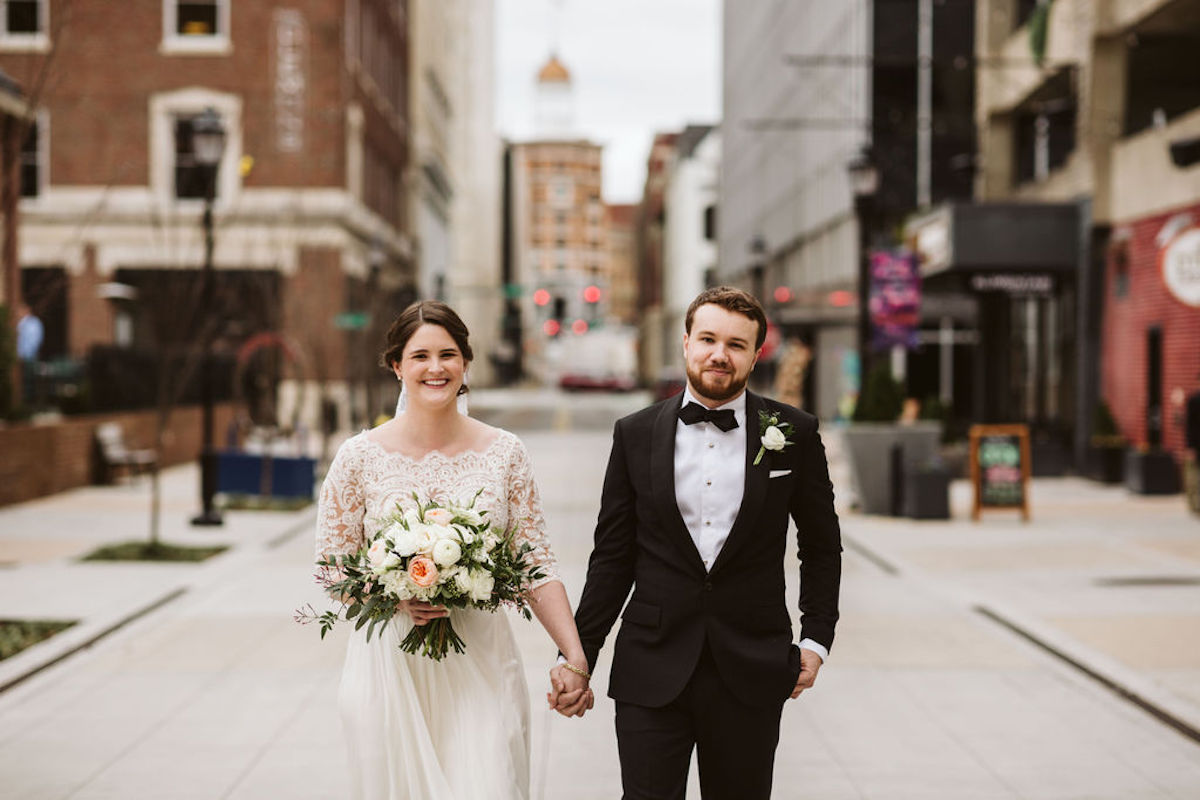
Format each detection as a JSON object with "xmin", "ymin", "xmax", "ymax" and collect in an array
[{"xmin": 790, "ymin": 648, "xmax": 822, "ymax": 699}]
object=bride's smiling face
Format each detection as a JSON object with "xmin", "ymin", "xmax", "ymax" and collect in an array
[{"xmin": 394, "ymin": 323, "xmax": 467, "ymax": 409}]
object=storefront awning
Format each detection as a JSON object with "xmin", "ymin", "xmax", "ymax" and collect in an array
[{"xmin": 909, "ymin": 202, "xmax": 1080, "ymax": 278}]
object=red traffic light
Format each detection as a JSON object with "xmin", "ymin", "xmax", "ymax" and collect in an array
[
  {"xmin": 533, "ymin": 289, "xmax": 551, "ymax": 306},
  {"xmin": 572, "ymin": 319, "xmax": 589, "ymax": 334},
  {"xmin": 543, "ymin": 319, "xmax": 561, "ymax": 336},
  {"xmin": 773, "ymin": 286, "xmax": 793, "ymax": 303},
  {"xmin": 828, "ymin": 290, "xmax": 854, "ymax": 307},
  {"xmin": 583, "ymin": 285, "xmax": 602, "ymax": 303}
]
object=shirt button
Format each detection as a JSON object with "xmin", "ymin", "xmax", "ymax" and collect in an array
[
  {"xmin": 707, "ymin": 442, "xmax": 714, "ymax": 449},
  {"xmin": 704, "ymin": 581, "xmax": 713, "ymax": 591},
  {"xmin": 705, "ymin": 520, "xmax": 711, "ymax": 526},
  {"xmin": 705, "ymin": 480, "xmax": 712, "ymax": 486}
]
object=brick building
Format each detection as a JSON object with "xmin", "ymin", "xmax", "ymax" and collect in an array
[
  {"xmin": 3, "ymin": 0, "xmax": 413, "ymax": 430},
  {"xmin": 506, "ymin": 55, "xmax": 608, "ymax": 384}
]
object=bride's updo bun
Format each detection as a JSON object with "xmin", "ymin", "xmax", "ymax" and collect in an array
[{"xmin": 380, "ymin": 301, "xmax": 474, "ymax": 395}]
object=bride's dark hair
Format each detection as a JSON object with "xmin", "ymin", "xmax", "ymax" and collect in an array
[{"xmin": 380, "ymin": 301, "xmax": 474, "ymax": 395}]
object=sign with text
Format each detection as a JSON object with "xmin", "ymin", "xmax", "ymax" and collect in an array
[
  {"xmin": 273, "ymin": 10, "xmax": 307, "ymax": 153},
  {"xmin": 1162, "ymin": 227, "xmax": 1200, "ymax": 307},
  {"xmin": 869, "ymin": 249, "xmax": 921, "ymax": 351},
  {"xmin": 969, "ymin": 424, "xmax": 1031, "ymax": 521}
]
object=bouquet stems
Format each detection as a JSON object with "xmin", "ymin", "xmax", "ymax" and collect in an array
[{"xmin": 399, "ymin": 617, "xmax": 466, "ymax": 661}]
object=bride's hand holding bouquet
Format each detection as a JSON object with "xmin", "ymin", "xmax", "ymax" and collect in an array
[{"xmin": 298, "ymin": 489, "xmax": 545, "ymax": 660}]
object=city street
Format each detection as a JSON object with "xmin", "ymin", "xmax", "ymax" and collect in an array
[{"xmin": 1, "ymin": 389, "xmax": 1200, "ymax": 798}]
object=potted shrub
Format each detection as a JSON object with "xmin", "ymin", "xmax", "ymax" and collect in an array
[{"xmin": 1086, "ymin": 400, "xmax": 1125, "ymax": 484}]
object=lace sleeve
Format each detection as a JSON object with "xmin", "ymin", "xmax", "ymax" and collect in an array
[
  {"xmin": 507, "ymin": 436, "xmax": 560, "ymax": 590},
  {"xmin": 315, "ymin": 438, "xmax": 366, "ymax": 570}
]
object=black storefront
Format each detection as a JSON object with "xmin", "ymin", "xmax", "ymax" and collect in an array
[{"xmin": 908, "ymin": 202, "xmax": 1083, "ymax": 472}]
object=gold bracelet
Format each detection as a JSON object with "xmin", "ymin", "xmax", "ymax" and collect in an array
[{"xmin": 561, "ymin": 661, "xmax": 591, "ymax": 681}]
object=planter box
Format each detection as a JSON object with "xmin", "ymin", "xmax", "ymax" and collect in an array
[
  {"xmin": 217, "ymin": 451, "xmax": 315, "ymax": 499},
  {"xmin": 1085, "ymin": 445, "xmax": 1126, "ymax": 484},
  {"xmin": 903, "ymin": 468, "xmax": 951, "ymax": 519},
  {"xmin": 1124, "ymin": 450, "xmax": 1181, "ymax": 495},
  {"xmin": 843, "ymin": 422, "xmax": 942, "ymax": 516}
]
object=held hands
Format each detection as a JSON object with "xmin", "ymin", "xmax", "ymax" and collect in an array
[
  {"xmin": 790, "ymin": 647, "xmax": 822, "ymax": 699},
  {"xmin": 547, "ymin": 660, "xmax": 594, "ymax": 718}
]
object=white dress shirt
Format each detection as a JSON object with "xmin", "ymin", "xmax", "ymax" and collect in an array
[{"xmin": 674, "ymin": 387, "xmax": 828, "ymax": 664}]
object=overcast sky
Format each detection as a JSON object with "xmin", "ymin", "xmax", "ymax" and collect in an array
[{"xmin": 494, "ymin": 0, "xmax": 721, "ymax": 204}]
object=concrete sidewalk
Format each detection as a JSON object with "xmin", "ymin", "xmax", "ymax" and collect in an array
[{"xmin": 0, "ymin": 421, "xmax": 1199, "ymax": 797}]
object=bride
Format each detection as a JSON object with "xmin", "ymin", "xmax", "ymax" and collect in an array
[{"xmin": 315, "ymin": 300, "xmax": 593, "ymax": 799}]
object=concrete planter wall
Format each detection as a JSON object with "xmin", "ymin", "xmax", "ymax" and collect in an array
[{"xmin": 842, "ymin": 422, "xmax": 943, "ymax": 515}]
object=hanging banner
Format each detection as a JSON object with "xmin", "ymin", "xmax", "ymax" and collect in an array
[{"xmin": 869, "ymin": 249, "xmax": 921, "ymax": 350}]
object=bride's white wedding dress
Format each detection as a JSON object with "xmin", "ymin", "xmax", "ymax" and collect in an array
[{"xmin": 315, "ymin": 429, "xmax": 559, "ymax": 800}]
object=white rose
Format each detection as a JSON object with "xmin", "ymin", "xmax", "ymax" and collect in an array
[
  {"xmin": 424, "ymin": 507, "xmax": 454, "ymax": 526},
  {"xmin": 403, "ymin": 507, "xmax": 422, "ymax": 526},
  {"xmin": 455, "ymin": 569, "xmax": 473, "ymax": 594},
  {"xmin": 457, "ymin": 508, "xmax": 485, "ymax": 527},
  {"xmin": 762, "ymin": 425, "xmax": 787, "ymax": 451},
  {"xmin": 381, "ymin": 522, "xmax": 405, "ymax": 546},
  {"xmin": 453, "ymin": 524, "xmax": 476, "ymax": 545},
  {"xmin": 432, "ymin": 538, "xmax": 462, "ymax": 568},
  {"xmin": 408, "ymin": 523, "xmax": 438, "ymax": 555},
  {"xmin": 367, "ymin": 539, "xmax": 389, "ymax": 572},
  {"xmin": 380, "ymin": 570, "xmax": 413, "ymax": 600},
  {"xmin": 428, "ymin": 523, "xmax": 456, "ymax": 542},
  {"xmin": 382, "ymin": 552, "xmax": 402, "ymax": 571},
  {"xmin": 467, "ymin": 568, "xmax": 495, "ymax": 602},
  {"xmin": 393, "ymin": 527, "xmax": 420, "ymax": 557}
]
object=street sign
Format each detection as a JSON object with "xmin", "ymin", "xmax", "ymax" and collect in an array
[{"xmin": 333, "ymin": 311, "xmax": 370, "ymax": 330}]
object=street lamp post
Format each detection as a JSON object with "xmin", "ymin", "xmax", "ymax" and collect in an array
[
  {"xmin": 191, "ymin": 108, "xmax": 226, "ymax": 527},
  {"xmin": 847, "ymin": 148, "xmax": 879, "ymax": 388}
]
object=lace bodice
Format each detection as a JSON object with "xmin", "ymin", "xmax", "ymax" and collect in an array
[{"xmin": 315, "ymin": 428, "xmax": 560, "ymax": 590}]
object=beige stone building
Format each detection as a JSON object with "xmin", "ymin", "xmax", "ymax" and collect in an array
[
  {"xmin": 923, "ymin": 0, "xmax": 1200, "ymax": 470},
  {"xmin": 506, "ymin": 56, "xmax": 608, "ymax": 383},
  {"xmin": 408, "ymin": 0, "xmax": 501, "ymax": 384}
]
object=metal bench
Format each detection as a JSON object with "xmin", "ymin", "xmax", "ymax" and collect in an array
[{"xmin": 95, "ymin": 422, "xmax": 157, "ymax": 483}]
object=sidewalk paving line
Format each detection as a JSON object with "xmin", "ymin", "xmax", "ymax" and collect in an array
[
  {"xmin": 0, "ymin": 587, "xmax": 188, "ymax": 696},
  {"xmin": 266, "ymin": 509, "xmax": 319, "ymax": 550},
  {"xmin": 974, "ymin": 604, "xmax": 1200, "ymax": 747},
  {"xmin": 843, "ymin": 526, "xmax": 1200, "ymax": 753}
]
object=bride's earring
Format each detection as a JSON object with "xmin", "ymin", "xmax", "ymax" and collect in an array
[
  {"xmin": 457, "ymin": 369, "xmax": 469, "ymax": 416},
  {"xmin": 395, "ymin": 377, "xmax": 408, "ymax": 417}
]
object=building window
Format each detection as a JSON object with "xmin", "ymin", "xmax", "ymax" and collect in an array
[
  {"xmin": 19, "ymin": 116, "xmax": 41, "ymax": 197},
  {"xmin": 173, "ymin": 113, "xmax": 219, "ymax": 199},
  {"xmin": 162, "ymin": 0, "xmax": 230, "ymax": 54},
  {"xmin": 703, "ymin": 205, "xmax": 716, "ymax": 241},
  {"xmin": 1110, "ymin": 236, "xmax": 1130, "ymax": 299},
  {"xmin": 0, "ymin": 0, "xmax": 47, "ymax": 50}
]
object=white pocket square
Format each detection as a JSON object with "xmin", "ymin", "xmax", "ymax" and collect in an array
[{"xmin": 769, "ymin": 469, "xmax": 792, "ymax": 478}]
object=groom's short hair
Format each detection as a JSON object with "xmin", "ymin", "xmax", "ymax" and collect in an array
[{"xmin": 685, "ymin": 287, "xmax": 768, "ymax": 350}]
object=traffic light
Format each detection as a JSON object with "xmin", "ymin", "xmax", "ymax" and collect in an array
[{"xmin": 583, "ymin": 285, "xmax": 601, "ymax": 304}]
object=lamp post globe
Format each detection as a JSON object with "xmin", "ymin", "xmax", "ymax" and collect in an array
[{"xmin": 191, "ymin": 107, "xmax": 226, "ymax": 527}]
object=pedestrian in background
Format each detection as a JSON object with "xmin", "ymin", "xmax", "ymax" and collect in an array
[{"xmin": 15, "ymin": 302, "xmax": 42, "ymax": 407}]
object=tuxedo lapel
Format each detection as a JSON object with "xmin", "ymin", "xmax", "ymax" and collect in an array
[
  {"xmin": 650, "ymin": 393, "xmax": 708, "ymax": 574},
  {"xmin": 710, "ymin": 391, "xmax": 769, "ymax": 574}
]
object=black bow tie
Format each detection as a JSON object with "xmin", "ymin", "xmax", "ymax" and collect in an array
[{"xmin": 678, "ymin": 402, "xmax": 738, "ymax": 432}]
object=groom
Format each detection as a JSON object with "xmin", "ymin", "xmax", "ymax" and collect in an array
[{"xmin": 564, "ymin": 287, "xmax": 842, "ymax": 799}]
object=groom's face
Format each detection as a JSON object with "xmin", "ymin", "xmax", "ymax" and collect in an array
[{"xmin": 683, "ymin": 304, "xmax": 761, "ymax": 406}]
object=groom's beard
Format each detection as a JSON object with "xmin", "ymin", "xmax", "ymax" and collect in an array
[{"xmin": 686, "ymin": 360, "xmax": 750, "ymax": 404}]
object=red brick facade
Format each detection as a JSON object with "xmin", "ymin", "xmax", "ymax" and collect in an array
[
  {"xmin": 1102, "ymin": 200, "xmax": 1200, "ymax": 459},
  {"xmin": 0, "ymin": 402, "xmax": 235, "ymax": 506}
]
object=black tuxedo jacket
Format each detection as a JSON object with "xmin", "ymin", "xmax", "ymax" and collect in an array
[{"xmin": 574, "ymin": 390, "xmax": 842, "ymax": 709}]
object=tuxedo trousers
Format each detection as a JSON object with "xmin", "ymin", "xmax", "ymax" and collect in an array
[{"xmin": 614, "ymin": 641, "xmax": 786, "ymax": 799}]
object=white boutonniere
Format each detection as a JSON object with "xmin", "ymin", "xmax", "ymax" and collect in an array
[{"xmin": 754, "ymin": 410, "xmax": 794, "ymax": 466}]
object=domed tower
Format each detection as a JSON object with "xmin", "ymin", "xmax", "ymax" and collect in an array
[{"xmin": 534, "ymin": 53, "xmax": 574, "ymax": 138}]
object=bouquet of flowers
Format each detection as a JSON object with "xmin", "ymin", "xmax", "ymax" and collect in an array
[{"xmin": 298, "ymin": 490, "xmax": 545, "ymax": 660}]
